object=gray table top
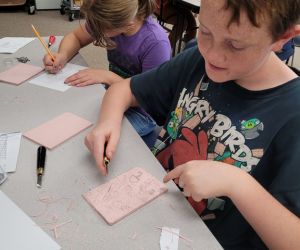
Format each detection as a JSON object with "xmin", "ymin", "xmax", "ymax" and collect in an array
[{"xmin": 0, "ymin": 37, "xmax": 222, "ymax": 250}]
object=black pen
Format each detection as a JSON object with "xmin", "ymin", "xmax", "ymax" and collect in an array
[{"xmin": 36, "ymin": 146, "xmax": 46, "ymax": 188}]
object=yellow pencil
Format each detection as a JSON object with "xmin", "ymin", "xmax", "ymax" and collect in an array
[{"xmin": 31, "ymin": 24, "xmax": 55, "ymax": 61}]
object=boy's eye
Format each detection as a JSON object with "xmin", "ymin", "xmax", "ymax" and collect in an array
[
  {"xmin": 199, "ymin": 29, "xmax": 211, "ymax": 36},
  {"xmin": 228, "ymin": 41, "xmax": 245, "ymax": 51},
  {"xmin": 198, "ymin": 23, "xmax": 211, "ymax": 36}
]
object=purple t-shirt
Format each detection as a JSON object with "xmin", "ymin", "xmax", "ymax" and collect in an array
[{"xmin": 86, "ymin": 16, "xmax": 171, "ymax": 77}]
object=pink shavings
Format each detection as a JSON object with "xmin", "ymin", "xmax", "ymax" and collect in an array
[{"xmin": 129, "ymin": 232, "xmax": 137, "ymax": 240}]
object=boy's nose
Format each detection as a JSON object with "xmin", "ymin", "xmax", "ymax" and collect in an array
[{"xmin": 206, "ymin": 43, "xmax": 227, "ymax": 65}]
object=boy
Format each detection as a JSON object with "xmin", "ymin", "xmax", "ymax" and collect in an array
[{"xmin": 85, "ymin": 0, "xmax": 300, "ymax": 248}]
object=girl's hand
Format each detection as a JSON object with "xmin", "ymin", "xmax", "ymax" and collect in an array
[
  {"xmin": 84, "ymin": 120, "xmax": 121, "ymax": 175},
  {"xmin": 65, "ymin": 68, "xmax": 110, "ymax": 87},
  {"xmin": 163, "ymin": 160, "xmax": 240, "ymax": 201},
  {"xmin": 43, "ymin": 52, "xmax": 67, "ymax": 74}
]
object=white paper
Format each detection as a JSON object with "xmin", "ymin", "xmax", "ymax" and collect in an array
[
  {"xmin": 182, "ymin": 0, "xmax": 200, "ymax": 7},
  {"xmin": 160, "ymin": 227, "xmax": 180, "ymax": 250},
  {"xmin": 29, "ymin": 63, "xmax": 87, "ymax": 92},
  {"xmin": 0, "ymin": 191, "xmax": 61, "ymax": 250},
  {"xmin": 0, "ymin": 165, "xmax": 7, "ymax": 185},
  {"xmin": 0, "ymin": 132, "xmax": 21, "ymax": 172},
  {"xmin": 0, "ymin": 37, "xmax": 35, "ymax": 54}
]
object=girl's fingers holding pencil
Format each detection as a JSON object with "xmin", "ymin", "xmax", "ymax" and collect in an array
[
  {"xmin": 43, "ymin": 53, "xmax": 65, "ymax": 73},
  {"xmin": 43, "ymin": 54, "xmax": 52, "ymax": 65},
  {"xmin": 44, "ymin": 63, "xmax": 60, "ymax": 74}
]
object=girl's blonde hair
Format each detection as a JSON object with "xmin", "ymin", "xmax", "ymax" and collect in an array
[{"xmin": 81, "ymin": 0, "xmax": 156, "ymax": 48}]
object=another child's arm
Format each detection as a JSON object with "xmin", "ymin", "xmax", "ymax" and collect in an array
[
  {"xmin": 164, "ymin": 161, "xmax": 300, "ymax": 249},
  {"xmin": 64, "ymin": 68, "xmax": 123, "ymax": 87},
  {"xmin": 85, "ymin": 78, "xmax": 139, "ymax": 175},
  {"xmin": 65, "ymin": 41, "xmax": 171, "ymax": 87},
  {"xmin": 43, "ymin": 24, "xmax": 94, "ymax": 73}
]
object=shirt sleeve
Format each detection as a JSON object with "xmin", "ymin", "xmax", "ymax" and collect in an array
[
  {"xmin": 131, "ymin": 47, "xmax": 201, "ymax": 125},
  {"xmin": 141, "ymin": 40, "xmax": 171, "ymax": 73},
  {"xmin": 268, "ymin": 115, "xmax": 300, "ymax": 216}
]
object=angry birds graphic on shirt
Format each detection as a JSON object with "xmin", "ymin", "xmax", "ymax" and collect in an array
[{"xmin": 154, "ymin": 82, "xmax": 265, "ymax": 215}]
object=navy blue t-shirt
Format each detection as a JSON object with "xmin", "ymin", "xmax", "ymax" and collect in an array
[{"xmin": 131, "ymin": 46, "xmax": 300, "ymax": 249}]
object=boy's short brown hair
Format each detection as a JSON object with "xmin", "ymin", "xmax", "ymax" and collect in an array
[
  {"xmin": 81, "ymin": 0, "xmax": 156, "ymax": 48},
  {"xmin": 225, "ymin": 0, "xmax": 300, "ymax": 40}
]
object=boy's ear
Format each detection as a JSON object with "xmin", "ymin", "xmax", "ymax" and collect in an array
[{"xmin": 271, "ymin": 24, "xmax": 300, "ymax": 52}]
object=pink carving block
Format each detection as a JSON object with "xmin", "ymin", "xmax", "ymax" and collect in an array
[
  {"xmin": 83, "ymin": 167, "xmax": 168, "ymax": 225},
  {"xmin": 23, "ymin": 112, "xmax": 92, "ymax": 149},
  {"xmin": 0, "ymin": 63, "xmax": 43, "ymax": 85}
]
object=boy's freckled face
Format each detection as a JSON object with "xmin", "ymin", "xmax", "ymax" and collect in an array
[{"xmin": 198, "ymin": 0, "xmax": 274, "ymax": 84}]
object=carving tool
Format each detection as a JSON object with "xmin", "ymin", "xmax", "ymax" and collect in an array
[
  {"xmin": 36, "ymin": 146, "xmax": 46, "ymax": 188},
  {"xmin": 48, "ymin": 35, "xmax": 56, "ymax": 48}
]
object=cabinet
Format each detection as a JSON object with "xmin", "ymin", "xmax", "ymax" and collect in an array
[{"xmin": 36, "ymin": 0, "xmax": 60, "ymax": 9}]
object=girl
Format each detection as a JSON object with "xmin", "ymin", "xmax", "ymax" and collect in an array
[{"xmin": 44, "ymin": 0, "xmax": 171, "ymax": 147}]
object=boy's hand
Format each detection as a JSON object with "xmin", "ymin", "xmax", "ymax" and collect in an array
[
  {"xmin": 43, "ymin": 52, "xmax": 67, "ymax": 74},
  {"xmin": 163, "ymin": 160, "xmax": 238, "ymax": 201},
  {"xmin": 84, "ymin": 121, "xmax": 121, "ymax": 175},
  {"xmin": 64, "ymin": 68, "xmax": 109, "ymax": 87}
]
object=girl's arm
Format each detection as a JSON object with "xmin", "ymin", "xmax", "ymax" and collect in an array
[
  {"xmin": 58, "ymin": 24, "xmax": 94, "ymax": 62},
  {"xmin": 64, "ymin": 68, "xmax": 124, "ymax": 87},
  {"xmin": 44, "ymin": 23, "xmax": 94, "ymax": 73}
]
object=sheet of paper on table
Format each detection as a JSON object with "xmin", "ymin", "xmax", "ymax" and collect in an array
[
  {"xmin": 0, "ymin": 191, "xmax": 61, "ymax": 250},
  {"xmin": 0, "ymin": 37, "xmax": 35, "ymax": 54},
  {"xmin": 28, "ymin": 63, "xmax": 87, "ymax": 92},
  {"xmin": 0, "ymin": 132, "xmax": 22, "ymax": 172},
  {"xmin": 84, "ymin": 167, "xmax": 168, "ymax": 225},
  {"xmin": 160, "ymin": 227, "xmax": 180, "ymax": 250}
]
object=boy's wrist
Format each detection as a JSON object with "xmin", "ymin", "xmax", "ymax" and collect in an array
[{"xmin": 224, "ymin": 166, "xmax": 253, "ymax": 201}]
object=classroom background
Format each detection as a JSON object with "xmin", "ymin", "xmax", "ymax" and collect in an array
[
  {"xmin": 1, "ymin": 2, "xmax": 300, "ymax": 250},
  {"xmin": 1, "ymin": 5, "xmax": 299, "ymax": 70}
]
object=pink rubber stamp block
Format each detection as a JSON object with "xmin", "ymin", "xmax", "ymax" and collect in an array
[
  {"xmin": 0, "ymin": 63, "xmax": 43, "ymax": 85},
  {"xmin": 83, "ymin": 167, "xmax": 168, "ymax": 225},
  {"xmin": 23, "ymin": 112, "xmax": 92, "ymax": 149}
]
